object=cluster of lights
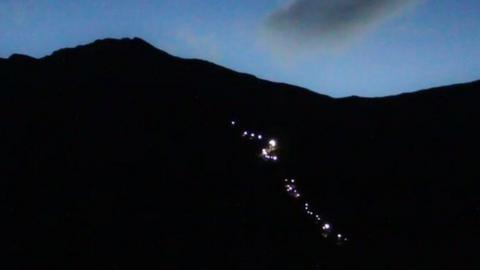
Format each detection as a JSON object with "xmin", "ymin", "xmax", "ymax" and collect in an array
[
  {"xmin": 231, "ymin": 120, "xmax": 348, "ymax": 244},
  {"xmin": 284, "ymin": 179, "xmax": 301, "ymax": 198},
  {"xmin": 242, "ymin": 131, "xmax": 264, "ymax": 141},
  {"xmin": 284, "ymin": 179, "xmax": 346, "ymax": 242},
  {"xmin": 260, "ymin": 139, "xmax": 279, "ymax": 161}
]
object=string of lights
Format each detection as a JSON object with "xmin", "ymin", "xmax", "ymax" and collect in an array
[{"xmin": 231, "ymin": 120, "xmax": 348, "ymax": 245}]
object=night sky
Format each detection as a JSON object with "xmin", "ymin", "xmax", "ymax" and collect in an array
[{"xmin": 1, "ymin": 0, "xmax": 479, "ymax": 97}]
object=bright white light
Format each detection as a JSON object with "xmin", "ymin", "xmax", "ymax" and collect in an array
[
  {"xmin": 269, "ymin": 139, "xmax": 277, "ymax": 147},
  {"xmin": 232, "ymin": 121, "xmax": 350, "ymax": 244}
]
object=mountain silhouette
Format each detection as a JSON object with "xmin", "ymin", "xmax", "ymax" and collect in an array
[{"xmin": 1, "ymin": 38, "xmax": 479, "ymax": 269}]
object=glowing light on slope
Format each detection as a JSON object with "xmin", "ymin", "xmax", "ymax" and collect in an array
[
  {"xmin": 231, "ymin": 120, "xmax": 348, "ymax": 245},
  {"xmin": 269, "ymin": 139, "xmax": 277, "ymax": 148}
]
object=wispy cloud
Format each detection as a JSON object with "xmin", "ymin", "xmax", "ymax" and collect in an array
[{"xmin": 264, "ymin": 0, "xmax": 419, "ymax": 53}]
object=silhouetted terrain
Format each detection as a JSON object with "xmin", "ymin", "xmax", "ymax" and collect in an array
[{"xmin": 1, "ymin": 38, "xmax": 479, "ymax": 269}]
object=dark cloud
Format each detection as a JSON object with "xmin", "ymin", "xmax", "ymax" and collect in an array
[{"xmin": 265, "ymin": 0, "xmax": 417, "ymax": 50}]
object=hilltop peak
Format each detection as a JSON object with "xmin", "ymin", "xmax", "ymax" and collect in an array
[
  {"xmin": 8, "ymin": 53, "xmax": 37, "ymax": 61},
  {"xmin": 44, "ymin": 37, "xmax": 172, "ymax": 61},
  {"xmin": 89, "ymin": 37, "xmax": 156, "ymax": 49}
]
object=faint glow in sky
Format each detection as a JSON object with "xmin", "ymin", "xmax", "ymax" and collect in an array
[{"xmin": 1, "ymin": 0, "xmax": 479, "ymax": 97}]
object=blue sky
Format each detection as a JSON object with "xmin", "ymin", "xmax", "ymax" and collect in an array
[{"xmin": 1, "ymin": 0, "xmax": 479, "ymax": 97}]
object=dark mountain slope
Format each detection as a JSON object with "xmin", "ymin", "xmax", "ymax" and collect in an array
[{"xmin": 1, "ymin": 38, "xmax": 479, "ymax": 269}]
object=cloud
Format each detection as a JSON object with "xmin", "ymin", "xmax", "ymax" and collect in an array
[{"xmin": 265, "ymin": 0, "xmax": 418, "ymax": 52}]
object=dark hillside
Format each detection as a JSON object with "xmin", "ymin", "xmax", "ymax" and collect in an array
[{"xmin": 1, "ymin": 38, "xmax": 479, "ymax": 269}]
